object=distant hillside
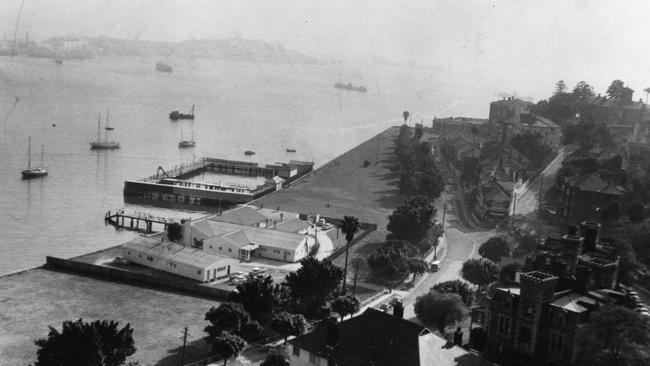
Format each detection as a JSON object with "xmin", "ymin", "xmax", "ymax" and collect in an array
[{"xmin": 41, "ymin": 36, "xmax": 321, "ymax": 64}]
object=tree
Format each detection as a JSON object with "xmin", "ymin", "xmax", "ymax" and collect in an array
[
  {"xmin": 461, "ymin": 258, "xmax": 498, "ymax": 290},
  {"xmin": 285, "ymin": 257, "xmax": 344, "ymax": 314},
  {"xmin": 606, "ymin": 80, "xmax": 626, "ymax": 100},
  {"xmin": 419, "ymin": 166, "xmax": 444, "ymax": 199},
  {"xmin": 387, "ymin": 196, "xmax": 436, "ymax": 243},
  {"xmin": 166, "ymin": 222, "xmax": 183, "ymax": 242},
  {"xmin": 573, "ymin": 81, "xmax": 595, "ymax": 103},
  {"xmin": 239, "ymin": 321, "xmax": 263, "ymax": 343},
  {"xmin": 270, "ymin": 312, "xmax": 307, "ymax": 344},
  {"xmin": 331, "ymin": 295, "xmax": 360, "ymax": 320},
  {"xmin": 414, "ymin": 124, "xmax": 424, "ymax": 140},
  {"xmin": 261, "ymin": 348, "xmax": 290, "ymax": 366},
  {"xmin": 34, "ymin": 319, "xmax": 136, "ymax": 366},
  {"xmin": 432, "ymin": 280, "xmax": 473, "ymax": 304},
  {"xmin": 367, "ymin": 240, "xmax": 418, "ymax": 275},
  {"xmin": 629, "ymin": 219, "xmax": 650, "ymax": 265},
  {"xmin": 510, "ymin": 132, "xmax": 553, "ymax": 168},
  {"xmin": 204, "ymin": 303, "xmax": 250, "ymax": 343},
  {"xmin": 498, "ymin": 263, "xmax": 522, "ymax": 284},
  {"xmin": 627, "ymin": 200, "xmax": 645, "ymax": 223},
  {"xmin": 349, "ymin": 257, "xmax": 367, "ymax": 297},
  {"xmin": 644, "ymin": 87, "xmax": 650, "ymax": 104},
  {"xmin": 230, "ymin": 274, "xmax": 275, "ymax": 323},
  {"xmin": 414, "ymin": 293, "xmax": 465, "ymax": 333},
  {"xmin": 554, "ymin": 80, "xmax": 567, "ymax": 95},
  {"xmin": 478, "ymin": 236, "xmax": 511, "ymax": 263},
  {"xmin": 407, "ymin": 257, "xmax": 429, "ymax": 280},
  {"xmin": 402, "ymin": 110, "xmax": 410, "ymax": 124},
  {"xmin": 575, "ymin": 305, "xmax": 650, "ymax": 366},
  {"xmin": 340, "ymin": 216, "xmax": 361, "ymax": 291},
  {"xmin": 210, "ymin": 331, "xmax": 246, "ymax": 366}
]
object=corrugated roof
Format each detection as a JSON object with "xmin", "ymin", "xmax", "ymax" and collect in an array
[
  {"xmin": 122, "ymin": 237, "xmax": 236, "ymax": 269},
  {"xmin": 214, "ymin": 206, "xmax": 268, "ymax": 226}
]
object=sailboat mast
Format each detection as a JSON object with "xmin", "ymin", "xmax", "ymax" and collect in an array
[
  {"xmin": 11, "ymin": 0, "xmax": 26, "ymax": 56},
  {"xmin": 97, "ymin": 113, "xmax": 101, "ymax": 142},
  {"xmin": 27, "ymin": 135, "xmax": 31, "ymax": 170},
  {"xmin": 191, "ymin": 104, "xmax": 195, "ymax": 116},
  {"xmin": 40, "ymin": 144, "xmax": 44, "ymax": 167}
]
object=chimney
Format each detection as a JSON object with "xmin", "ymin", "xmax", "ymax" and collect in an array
[
  {"xmin": 392, "ymin": 300, "xmax": 404, "ymax": 319},
  {"xmin": 453, "ymin": 327, "xmax": 463, "ymax": 346},
  {"xmin": 325, "ymin": 317, "xmax": 339, "ymax": 347},
  {"xmin": 580, "ymin": 221, "xmax": 600, "ymax": 253}
]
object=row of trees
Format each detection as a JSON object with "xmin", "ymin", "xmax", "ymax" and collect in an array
[
  {"xmin": 367, "ymin": 196, "xmax": 441, "ymax": 278},
  {"xmin": 394, "ymin": 124, "xmax": 444, "ymax": 198}
]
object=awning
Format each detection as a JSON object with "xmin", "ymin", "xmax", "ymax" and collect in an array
[{"xmin": 240, "ymin": 244, "xmax": 259, "ymax": 252}]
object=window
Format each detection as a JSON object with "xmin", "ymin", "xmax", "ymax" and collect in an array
[
  {"xmin": 309, "ymin": 352, "xmax": 316, "ymax": 363},
  {"xmin": 218, "ymin": 246, "xmax": 222, "ymax": 251},
  {"xmin": 498, "ymin": 315, "xmax": 511, "ymax": 334},
  {"xmin": 127, "ymin": 251, "xmax": 131, "ymax": 255},
  {"xmin": 146, "ymin": 256, "xmax": 154, "ymax": 262},
  {"xmin": 550, "ymin": 332, "xmax": 564, "ymax": 353},
  {"xmin": 293, "ymin": 345, "xmax": 300, "ymax": 356},
  {"xmin": 518, "ymin": 326, "xmax": 532, "ymax": 345},
  {"xmin": 228, "ymin": 248, "xmax": 232, "ymax": 252},
  {"xmin": 197, "ymin": 270, "xmax": 202, "ymax": 275}
]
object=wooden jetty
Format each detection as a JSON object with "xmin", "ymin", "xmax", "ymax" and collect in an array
[{"xmin": 104, "ymin": 210, "xmax": 185, "ymax": 233}]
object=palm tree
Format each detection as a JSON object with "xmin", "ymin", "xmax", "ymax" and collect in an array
[
  {"xmin": 644, "ymin": 87, "xmax": 650, "ymax": 104},
  {"xmin": 340, "ymin": 216, "xmax": 360, "ymax": 291},
  {"xmin": 402, "ymin": 111, "xmax": 410, "ymax": 125}
]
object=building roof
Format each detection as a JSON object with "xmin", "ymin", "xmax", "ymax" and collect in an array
[
  {"xmin": 202, "ymin": 219, "xmax": 307, "ymax": 251},
  {"xmin": 496, "ymin": 287, "xmax": 521, "ymax": 296},
  {"xmin": 481, "ymin": 180, "xmax": 511, "ymax": 201},
  {"xmin": 214, "ymin": 206, "xmax": 268, "ymax": 226},
  {"xmin": 491, "ymin": 98, "xmax": 535, "ymax": 108},
  {"xmin": 122, "ymin": 236, "xmax": 236, "ymax": 269},
  {"xmin": 418, "ymin": 332, "xmax": 495, "ymax": 366},
  {"xmin": 550, "ymin": 293, "xmax": 596, "ymax": 313},
  {"xmin": 568, "ymin": 173, "xmax": 626, "ymax": 195},
  {"xmin": 588, "ymin": 95, "xmax": 648, "ymax": 111},
  {"xmin": 289, "ymin": 308, "xmax": 426, "ymax": 366}
]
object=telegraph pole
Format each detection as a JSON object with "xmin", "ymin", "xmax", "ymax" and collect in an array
[
  {"xmin": 511, "ymin": 192, "xmax": 517, "ymax": 217},
  {"xmin": 538, "ymin": 174, "xmax": 544, "ymax": 217},
  {"xmin": 180, "ymin": 326, "xmax": 188, "ymax": 366}
]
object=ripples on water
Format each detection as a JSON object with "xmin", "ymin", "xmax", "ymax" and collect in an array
[{"xmin": 0, "ymin": 55, "xmax": 465, "ymax": 274}]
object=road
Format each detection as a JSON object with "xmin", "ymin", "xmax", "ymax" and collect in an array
[
  {"xmin": 401, "ymin": 189, "xmax": 495, "ymax": 321},
  {"xmin": 512, "ymin": 147, "xmax": 566, "ymax": 216}
]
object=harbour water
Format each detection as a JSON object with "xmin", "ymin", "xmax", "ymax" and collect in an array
[{"xmin": 1, "ymin": 55, "xmax": 473, "ymax": 275}]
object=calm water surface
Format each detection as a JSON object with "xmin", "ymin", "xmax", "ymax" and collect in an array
[{"xmin": 1, "ymin": 55, "xmax": 470, "ymax": 274}]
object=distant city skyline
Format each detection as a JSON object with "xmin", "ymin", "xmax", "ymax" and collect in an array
[{"xmin": 2, "ymin": 1, "xmax": 650, "ymax": 104}]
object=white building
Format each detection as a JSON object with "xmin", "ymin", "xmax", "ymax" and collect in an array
[
  {"xmin": 121, "ymin": 236, "xmax": 239, "ymax": 282},
  {"xmin": 184, "ymin": 217, "xmax": 315, "ymax": 262}
]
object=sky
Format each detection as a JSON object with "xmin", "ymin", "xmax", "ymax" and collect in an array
[{"xmin": 2, "ymin": 0, "xmax": 650, "ymax": 102}]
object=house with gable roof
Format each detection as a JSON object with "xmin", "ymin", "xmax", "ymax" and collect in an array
[{"xmin": 289, "ymin": 308, "xmax": 493, "ymax": 366}]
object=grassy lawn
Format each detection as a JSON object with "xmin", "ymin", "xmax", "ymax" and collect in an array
[
  {"xmin": 0, "ymin": 268, "xmax": 220, "ymax": 366},
  {"xmin": 255, "ymin": 126, "xmax": 409, "ymax": 289}
]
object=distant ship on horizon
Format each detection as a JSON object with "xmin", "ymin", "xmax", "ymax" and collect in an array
[
  {"xmin": 334, "ymin": 82, "xmax": 367, "ymax": 93},
  {"xmin": 156, "ymin": 62, "xmax": 173, "ymax": 73}
]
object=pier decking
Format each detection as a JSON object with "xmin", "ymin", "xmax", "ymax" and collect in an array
[{"xmin": 104, "ymin": 210, "xmax": 185, "ymax": 233}]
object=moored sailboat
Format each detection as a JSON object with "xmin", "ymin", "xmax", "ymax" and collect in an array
[
  {"xmin": 21, "ymin": 136, "xmax": 48, "ymax": 179},
  {"xmin": 178, "ymin": 128, "xmax": 195, "ymax": 148},
  {"xmin": 90, "ymin": 112, "xmax": 120, "ymax": 149}
]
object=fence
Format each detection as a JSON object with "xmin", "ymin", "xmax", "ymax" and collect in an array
[{"xmin": 45, "ymin": 257, "xmax": 230, "ymax": 300}]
